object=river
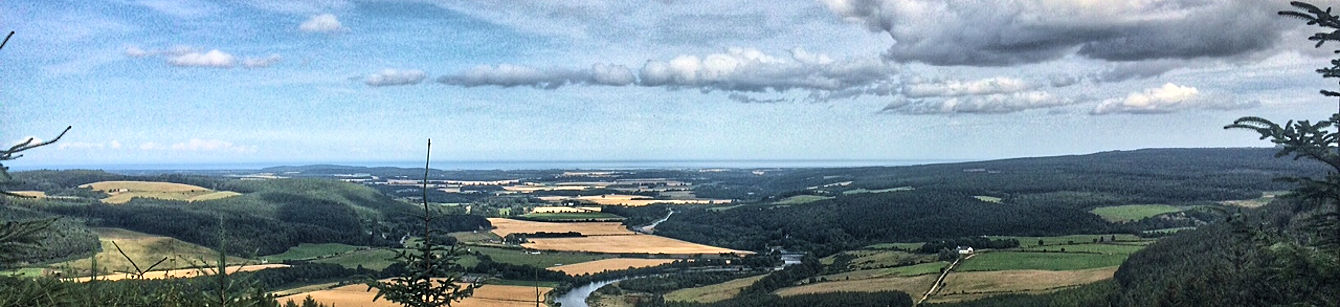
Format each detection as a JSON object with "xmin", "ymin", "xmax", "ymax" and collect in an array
[{"xmin": 552, "ymin": 278, "xmax": 627, "ymax": 307}]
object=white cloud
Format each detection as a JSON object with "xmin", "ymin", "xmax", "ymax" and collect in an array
[
  {"xmin": 167, "ymin": 50, "xmax": 235, "ymax": 68},
  {"xmin": 1092, "ymin": 83, "xmax": 1260, "ymax": 114},
  {"xmin": 438, "ymin": 63, "xmax": 635, "ymax": 88},
  {"xmin": 883, "ymin": 91, "xmax": 1075, "ymax": 114},
  {"xmin": 242, "ymin": 54, "xmax": 282, "ymax": 68},
  {"xmin": 902, "ymin": 77, "xmax": 1033, "ymax": 98},
  {"xmin": 169, "ymin": 139, "xmax": 256, "ymax": 153},
  {"xmin": 365, "ymin": 69, "xmax": 427, "ymax": 87},
  {"xmin": 299, "ymin": 14, "xmax": 345, "ymax": 33}
]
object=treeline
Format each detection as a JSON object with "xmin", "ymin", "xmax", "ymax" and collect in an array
[
  {"xmin": 740, "ymin": 254, "xmax": 823, "ymax": 294},
  {"xmin": 656, "ymin": 189, "xmax": 1111, "ymax": 255},
  {"xmin": 619, "ymin": 271, "xmax": 763, "ymax": 294},
  {"xmin": 605, "ymin": 205, "xmax": 671, "ymax": 227}
]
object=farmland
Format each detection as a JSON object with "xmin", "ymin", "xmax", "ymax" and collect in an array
[
  {"xmin": 956, "ymin": 252, "xmax": 1129, "ymax": 272},
  {"xmin": 518, "ymin": 212, "xmax": 624, "ymax": 221},
  {"xmin": 76, "ymin": 264, "xmax": 289, "ymax": 282},
  {"xmin": 663, "ymin": 274, "xmax": 770, "ymax": 303},
  {"xmin": 261, "ymin": 243, "xmax": 363, "ymax": 262},
  {"xmin": 486, "ymin": 218, "xmax": 631, "ymax": 237},
  {"xmin": 537, "ymin": 194, "xmax": 729, "ymax": 206},
  {"xmin": 773, "ymin": 274, "xmax": 937, "ymax": 298},
  {"xmin": 465, "ymin": 246, "xmax": 611, "ymax": 268},
  {"xmin": 931, "ymin": 267, "xmax": 1118, "ymax": 303},
  {"xmin": 546, "ymin": 258, "xmax": 677, "ymax": 275},
  {"xmin": 79, "ymin": 180, "xmax": 239, "ymax": 204},
  {"xmin": 52, "ymin": 227, "xmax": 249, "ymax": 277},
  {"xmin": 1088, "ymin": 204, "xmax": 1183, "ymax": 222},
  {"xmin": 295, "ymin": 282, "xmax": 551, "ymax": 307},
  {"xmin": 522, "ymin": 235, "xmax": 750, "ymax": 255},
  {"xmin": 312, "ymin": 248, "xmax": 399, "ymax": 270},
  {"xmin": 842, "ymin": 186, "xmax": 914, "ymax": 195},
  {"xmin": 529, "ymin": 206, "xmax": 602, "ymax": 213}
]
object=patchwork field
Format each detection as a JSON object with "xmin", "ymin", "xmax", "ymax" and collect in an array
[
  {"xmin": 486, "ymin": 218, "xmax": 632, "ymax": 237},
  {"xmin": 522, "ymin": 235, "xmax": 751, "ymax": 255},
  {"xmin": 842, "ymin": 186, "xmax": 914, "ymax": 195},
  {"xmin": 79, "ymin": 180, "xmax": 239, "ymax": 204},
  {"xmin": 464, "ymin": 246, "xmax": 611, "ymax": 268},
  {"xmin": 520, "ymin": 212, "xmax": 624, "ymax": 221},
  {"xmin": 53, "ymin": 227, "xmax": 249, "ymax": 277},
  {"xmin": 537, "ymin": 194, "xmax": 729, "ymax": 206},
  {"xmin": 773, "ymin": 274, "xmax": 937, "ymax": 298},
  {"xmin": 931, "ymin": 267, "xmax": 1118, "ymax": 303},
  {"xmin": 546, "ymin": 258, "xmax": 677, "ymax": 275},
  {"xmin": 296, "ymin": 282, "xmax": 551, "ymax": 307},
  {"xmin": 1088, "ymin": 204, "xmax": 1182, "ymax": 222},
  {"xmin": 664, "ymin": 274, "xmax": 769, "ymax": 303}
]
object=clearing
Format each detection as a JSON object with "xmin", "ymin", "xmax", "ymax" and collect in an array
[
  {"xmin": 956, "ymin": 251, "xmax": 1128, "ymax": 272},
  {"xmin": 79, "ymin": 180, "xmax": 240, "ymax": 204},
  {"xmin": 664, "ymin": 274, "xmax": 769, "ymax": 303},
  {"xmin": 1088, "ymin": 204, "xmax": 1182, "ymax": 222},
  {"xmin": 546, "ymin": 258, "xmax": 677, "ymax": 275}
]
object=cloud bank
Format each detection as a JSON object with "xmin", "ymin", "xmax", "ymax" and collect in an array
[{"xmin": 1092, "ymin": 83, "xmax": 1260, "ymax": 114}]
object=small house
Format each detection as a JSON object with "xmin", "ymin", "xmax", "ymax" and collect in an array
[{"xmin": 956, "ymin": 246, "xmax": 974, "ymax": 255}]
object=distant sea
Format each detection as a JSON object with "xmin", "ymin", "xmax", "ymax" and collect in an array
[{"xmin": 12, "ymin": 159, "xmax": 965, "ymax": 171}]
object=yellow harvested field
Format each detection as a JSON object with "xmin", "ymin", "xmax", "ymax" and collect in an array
[
  {"xmin": 547, "ymin": 258, "xmax": 677, "ymax": 275},
  {"xmin": 295, "ymin": 282, "xmax": 551, "ymax": 307},
  {"xmin": 531, "ymin": 206, "xmax": 602, "ymax": 213},
  {"xmin": 487, "ymin": 218, "xmax": 633, "ymax": 237},
  {"xmin": 540, "ymin": 194, "xmax": 730, "ymax": 206},
  {"xmin": 504, "ymin": 185, "xmax": 598, "ymax": 192},
  {"xmin": 11, "ymin": 191, "xmax": 46, "ymax": 198},
  {"xmin": 665, "ymin": 274, "xmax": 768, "ymax": 303},
  {"xmin": 774, "ymin": 274, "xmax": 937, "ymax": 298},
  {"xmin": 523, "ymin": 235, "xmax": 751, "ymax": 255},
  {"xmin": 78, "ymin": 264, "xmax": 288, "ymax": 282},
  {"xmin": 932, "ymin": 267, "xmax": 1117, "ymax": 302},
  {"xmin": 56, "ymin": 228, "xmax": 251, "ymax": 277},
  {"xmin": 79, "ymin": 180, "xmax": 238, "ymax": 204}
]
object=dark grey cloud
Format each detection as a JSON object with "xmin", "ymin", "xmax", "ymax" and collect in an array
[
  {"xmin": 1090, "ymin": 60, "xmax": 1185, "ymax": 83},
  {"xmin": 821, "ymin": 0, "xmax": 1293, "ymax": 66}
]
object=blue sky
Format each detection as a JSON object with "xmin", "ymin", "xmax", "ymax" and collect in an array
[{"xmin": 2, "ymin": 0, "xmax": 1338, "ymax": 167}]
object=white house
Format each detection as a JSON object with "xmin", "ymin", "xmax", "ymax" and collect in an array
[{"xmin": 956, "ymin": 246, "xmax": 975, "ymax": 255}]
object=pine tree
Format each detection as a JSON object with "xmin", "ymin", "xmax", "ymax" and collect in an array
[{"xmin": 367, "ymin": 139, "xmax": 480, "ymax": 307}]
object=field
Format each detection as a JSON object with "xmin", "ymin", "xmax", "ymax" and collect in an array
[
  {"xmin": 261, "ymin": 243, "xmax": 363, "ymax": 262},
  {"xmin": 546, "ymin": 258, "xmax": 677, "ymax": 275},
  {"xmin": 537, "ymin": 194, "xmax": 730, "ymax": 206},
  {"xmin": 772, "ymin": 195, "xmax": 833, "ymax": 205},
  {"xmin": 842, "ymin": 186, "xmax": 914, "ymax": 195},
  {"xmin": 77, "ymin": 264, "xmax": 289, "ymax": 282},
  {"xmin": 773, "ymin": 274, "xmax": 937, "ymax": 298},
  {"xmin": 451, "ymin": 231, "xmax": 503, "ymax": 244},
  {"xmin": 519, "ymin": 212, "xmax": 624, "ymax": 221},
  {"xmin": 824, "ymin": 250, "xmax": 934, "ymax": 270},
  {"xmin": 465, "ymin": 246, "xmax": 611, "ymax": 268},
  {"xmin": 487, "ymin": 218, "xmax": 632, "ymax": 237},
  {"xmin": 79, "ymin": 180, "xmax": 239, "ymax": 204},
  {"xmin": 10, "ymin": 190, "xmax": 46, "ymax": 198},
  {"xmin": 52, "ymin": 227, "xmax": 249, "ymax": 276},
  {"xmin": 956, "ymin": 252, "xmax": 1128, "ymax": 272},
  {"xmin": 1088, "ymin": 204, "xmax": 1182, "ymax": 222},
  {"xmin": 973, "ymin": 196, "xmax": 1003, "ymax": 203},
  {"xmin": 664, "ymin": 274, "xmax": 769, "ymax": 303},
  {"xmin": 991, "ymin": 234, "xmax": 1142, "ymax": 246},
  {"xmin": 522, "ymin": 235, "xmax": 751, "ymax": 255},
  {"xmin": 820, "ymin": 261, "xmax": 948, "ymax": 281},
  {"xmin": 1017, "ymin": 243, "xmax": 1146, "ymax": 255},
  {"xmin": 530, "ymin": 206, "xmax": 602, "ymax": 213},
  {"xmin": 312, "ymin": 248, "xmax": 399, "ymax": 270},
  {"xmin": 931, "ymin": 267, "xmax": 1118, "ymax": 303},
  {"xmin": 1220, "ymin": 191, "xmax": 1288, "ymax": 208},
  {"xmin": 296, "ymin": 282, "xmax": 551, "ymax": 307},
  {"xmin": 865, "ymin": 242, "xmax": 925, "ymax": 251}
]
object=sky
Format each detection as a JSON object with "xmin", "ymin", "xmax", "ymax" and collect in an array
[{"xmin": 2, "ymin": 0, "xmax": 1339, "ymax": 168}]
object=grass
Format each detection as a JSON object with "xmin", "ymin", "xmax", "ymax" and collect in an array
[
  {"xmin": 664, "ymin": 274, "xmax": 769, "ymax": 303},
  {"xmin": 312, "ymin": 248, "xmax": 399, "ymax": 270},
  {"xmin": 957, "ymin": 251, "xmax": 1128, "ymax": 272},
  {"xmin": 973, "ymin": 195, "xmax": 1003, "ymax": 203},
  {"xmin": 1017, "ymin": 243, "xmax": 1146, "ymax": 255},
  {"xmin": 79, "ymin": 181, "xmax": 239, "ymax": 204},
  {"xmin": 485, "ymin": 279, "xmax": 561, "ymax": 288},
  {"xmin": 772, "ymin": 195, "xmax": 833, "ymax": 205},
  {"xmin": 828, "ymin": 250, "xmax": 932, "ymax": 270},
  {"xmin": 261, "ymin": 243, "xmax": 363, "ymax": 262},
  {"xmin": 1, "ymin": 267, "xmax": 46, "ymax": 277},
  {"xmin": 842, "ymin": 186, "xmax": 914, "ymax": 195},
  {"xmin": 449, "ymin": 231, "xmax": 501, "ymax": 244},
  {"xmin": 773, "ymin": 274, "xmax": 937, "ymax": 298},
  {"xmin": 519, "ymin": 212, "xmax": 625, "ymax": 221},
  {"xmin": 1089, "ymin": 204, "xmax": 1182, "ymax": 222},
  {"xmin": 52, "ymin": 227, "xmax": 248, "ymax": 277},
  {"xmin": 933, "ymin": 267, "xmax": 1118, "ymax": 303},
  {"xmin": 822, "ymin": 261, "xmax": 948, "ymax": 281},
  {"xmin": 865, "ymin": 242, "xmax": 925, "ymax": 251},
  {"xmin": 466, "ymin": 246, "xmax": 611, "ymax": 268}
]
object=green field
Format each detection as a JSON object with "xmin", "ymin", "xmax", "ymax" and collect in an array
[
  {"xmin": 1089, "ymin": 204, "xmax": 1183, "ymax": 222},
  {"xmin": 973, "ymin": 195, "xmax": 1003, "ymax": 203},
  {"xmin": 842, "ymin": 186, "xmax": 914, "ymax": 195},
  {"xmin": 465, "ymin": 246, "xmax": 611, "ymax": 268},
  {"xmin": 772, "ymin": 195, "xmax": 833, "ymax": 205},
  {"xmin": 1, "ymin": 267, "xmax": 47, "ymax": 277},
  {"xmin": 312, "ymin": 248, "xmax": 399, "ymax": 270},
  {"xmin": 519, "ymin": 212, "xmax": 624, "ymax": 221},
  {"xmin": 261, "ymin": 243, "xmax": 363, "ymax": 262},
  {"xmin": 957, "ymin": 251, "xmax": 1128, "ymax": 271},
  {"xmin": 827, "ymin": 250, "xmax": 933, "ymax": 270},
  {"xmin": 449, "ymin": 231, "xmax": 502, "ymax": 244},
  {"xmin": 1143, "ymin": 227, "xmax": 1197, "ymax": 234},
  {"xmin": 824, "ymin": 261, "xmax": 948, "ymax": 281}
]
